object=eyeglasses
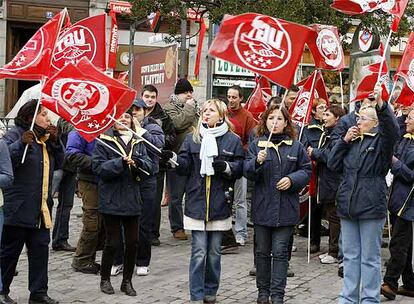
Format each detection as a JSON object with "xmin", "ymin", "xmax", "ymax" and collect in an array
[{"xmin": 356, "ymin": 116, "xmax": 376, "ymax": 122}]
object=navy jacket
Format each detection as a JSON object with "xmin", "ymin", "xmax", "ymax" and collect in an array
[
  {"xmin": 388, "ymin": 135, "xmax": 414, "ymax": 221},
  {"xmin": 244, "ymin": 135, "xmax": 312, "ymax": 227},
  {"xmin": 328, "ymin": 104, "xmax": 399, "ymax": 220},
  {"xmin": 0, "ymin": 139, "xmax": 13, "ymax": 190},
  {"xmin": 397, "ymin": 114, "xmax": 407, "ymax": 138},
  {"xmin": 311, "ymin": 127, "xmax": 341, "ymax": 203},
  {"xmin": 140, "ymin": 116, "xmax": 165, "ymax": 175},
  {"xmin": 301, "ymin": 117, "xmax": 324, "ymax": 148},
  {"xmin": 331, "ymin": 112, "xmax": 357, "ymax": 141},
  {"xmin": 176, "ymin": 131, "xmax": 244, "ymax": 222},
  {"xmin": 2, "ymin": 127, "xmax": 63, "ymax": 228},
  {"xmin": 92, "ymin": 130, "xmax": 153, "ymax": 217},
  {"xmin": 65, "ymin": 130, "xmax": 97, "ymax": 183}
]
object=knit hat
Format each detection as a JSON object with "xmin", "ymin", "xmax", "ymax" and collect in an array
[{"xmin": 174, "ymin": 78, "xmax": 194, "ymax": 95}]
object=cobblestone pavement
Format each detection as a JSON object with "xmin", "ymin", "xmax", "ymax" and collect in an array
[{"xmin": 6, "ymin": 197, "xmax": 413, "ymax": 303}]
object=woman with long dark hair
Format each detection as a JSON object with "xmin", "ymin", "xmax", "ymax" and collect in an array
[
  {"xmin": 1, "ymin": 99, "xmax": 62, "ymax": 304},
  {"xmin": 244, "ymin": 104, "xmax": 311, "ymax": 304}
]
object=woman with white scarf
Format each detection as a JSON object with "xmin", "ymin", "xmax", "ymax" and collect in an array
[{"xmin": 163, "ymin": 99, "xmax": 244, "ymax": 304}]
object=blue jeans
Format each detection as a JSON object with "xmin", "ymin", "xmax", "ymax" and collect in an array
[
  {"xmin": 189, "ymin": 230, "xmax": 223, "ymax": 301},
  {"xmin": 255, "ymin": 225, "xmax": 293, "ymax": 302},
  {"xmin": 0, "ymin": 208, "xmax": 3, "ymax": 291},
  {"xmin": 234, "ymin": 177, "xmax": 247, "ymax": 241},
  {"xmin": 339, "ymin": 218, "xmax": 385, "ymax": 304}
]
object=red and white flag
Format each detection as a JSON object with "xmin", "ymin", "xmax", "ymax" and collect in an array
[
  {"xmin": 41, "ymin": 58, "xmax": 136, "ymax": 142},
  {"xmin": 290, "ymin": 71, "xmax": 328, "ymax": 126},
  {"xmin": 209, "ymin": 13, "xmax": 311, "ymax": 88},
  {"xmin": 392, "ymin": 75, "xmax": 414, "ymax": 106},
  {"xmin": 50, "ymin": 14, "xmax": 107, "ymax": 77},
  {"xmin": 148, "ymin": 11, "xmax": 162, "ymax": 33},
  {"xmin": 244, "ymin": 75, "xmax": 272, "ymax": 120},
  {"xmin": 331, "ymin": 0, "xmax": 408, "ymax": 32},
  {"xmin": 393, "ymin": 33, "xmax": 414, "ymax": 106},
  {"xmin": 0, "ymin": 9, "xmax": 68, "ymax": 80},
  {"xmin": 307, "ymin": 24, "xmax": 345, "ymax": 71},
  {"xmin": 352, "ymin": 61, "xmax": 390, "ymax": 102}
]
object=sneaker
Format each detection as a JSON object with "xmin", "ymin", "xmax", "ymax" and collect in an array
[
  {"xmin": 318, "ymin": 252, "xmax": 328, "ymax": 260},
  {"xmin": 291, "ymin": 245, "xmax": 297, "ymax": 252},
  {"xmin": 173, "ymin": 229, "xmax": 188, "ymax": 240},
  {"xmin": 221, "ymin": 244, "xmax": 239, "ymax": 254},
  {"xmin": 72, "ymin": 263, "xmax": 100, "ymax": 274},
  {"xmin": 320, "ymin": 255, "xmax": 338, "ymax": 264},
  {"xmin": 381, "ymin": 283, "xmax": 397, "ymax": 300},
  {"xmin": 110, "ymin": 264, "xmax": 123, "ymax": 276},
  {"xmin": 236, "ymin": 235, "xmax": 246, "ymax": 246},
  {"xmin": 136, "ymin": 266, "xmax": 149, "ymax": 276}
]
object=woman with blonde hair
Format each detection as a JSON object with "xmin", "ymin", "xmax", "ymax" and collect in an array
[{"xmin": 161, "ymin": 99, "xmax": 244, "ymax": 304}]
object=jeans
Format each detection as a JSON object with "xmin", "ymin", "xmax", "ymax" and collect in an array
[
  {"xmin": 233, "ymin": 177, "xmax": 247, "ymax": 241},
  {"xmin": 255, "ymin": 225, "xmax": 294, "ymax": 302},
  {"xmin": 339, "ymin": 218, "xmax": 385, "ymax": 304},
  {"xmin": 0, "ymin": 208, "xmax": 3, "ymax": 292},
  {"xmin": 52, "ymin": 171, "xmax": 76, "ymax": 247},
  {"xmin": 168, "ymin": 169, "xmax": 187, "ymax": 233},
  {"xmin": 383, "ymin": 217, "xmax": 414, "ymax": 291},
  {"xmin": 189, "ymin": 230, "xmax": 223, "ymax": 301}
]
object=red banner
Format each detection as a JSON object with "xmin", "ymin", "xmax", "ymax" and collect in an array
[
  {"xmin": 395, "ymin": 32, "xmax": 414, "ymax": 88},
  {"xmin": 352, "ymin": 61, "xmax": 390, "ymax": 102},
  {"xmin": 51, "ymin": 14, "xmax": 107, "ymax": 77},
  {"xmin": 209, "ymin": 13, "xmax": 311, "ymax": 88},
  {"xmin": 108, "ymin": 1, "xmax": 132, "ymax": 68},
  {"xmin": 41, "ymin": 58, "xmax": 136, "ymax": 142},
  {"xmin": 307, "ymin": 24, "xmax": 345, "ymax": 71},
  {"xmin": 244, "ymin": 75, "xmax": 272, "ymax": 120},
  {"xmin": 290, "ymin": 71, "xmax": 328, "ymax": 126},
  {"xmin": 0, "ymin": 9, "xmax": 67, "ymax": 80}
]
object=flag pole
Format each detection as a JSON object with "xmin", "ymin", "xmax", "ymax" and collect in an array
[
  {"xmin": 339, "ymin": 71, "xmax": 345, "ymax": 109},
  {"xmin": 376, "ymin": 29, "xmax": 393, "ymax": 86},
  {"xmin": 108, "ymin": 115, "xmax": 179, "ymax": 166},
  {"xmin": 95, "ymin": 137, "xmax": 150, "ymax": 176}
]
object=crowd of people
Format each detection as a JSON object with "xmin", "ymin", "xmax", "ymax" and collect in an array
[{"xmin": 0, "ymin": 78, "xmax": 413, "ymax": 304}]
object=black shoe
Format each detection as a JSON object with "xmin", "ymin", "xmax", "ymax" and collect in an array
[
  {"xmin": 338, "ymin": 266, "xmax": 344, "ymax": 278},
  {"xmin": 287, "ymin": 266, "xmax": 295, "ymax": 277},
  {"xmin": 72, "ymin": 263, "xmax": 99, "ymax": 274},
  {"xmin": 151, "ymin": 238, "xmax": 160, "ymax": 246},
  {"xmin": 257, "ymin": 296, "xmax": 270, "ymax": 304},
  {"xmin": 249, "ymin": 266, "xmax": 256, "ymax": 276},
  {"xmin": 100, "ymin": 280, "xmax": 114, "ymax": 295},
  {"xmin": 0, "ymin": 294, "xmax": 17, "ymax": 304},
  {"xmin": 52, "ymin": 242, "xmax": 76, "ymax": 252},
  {"xmin": 120, "ymin": 280, "xmax": 137, "ymax": 296},
  {"xmin": 28, "ymin": 295, "xmax": 59, "ymax": 304},
  {"xmin": 310, "ymin": 244, "xmax": 320, "ymax": 254},
  {"xmin": 93, "ymin": 262, "xmax": 101, "ymax": 270}
]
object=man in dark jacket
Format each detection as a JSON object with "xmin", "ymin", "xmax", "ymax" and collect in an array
[
  {"xmin": 66, "ymin": 131, "xmax": 103, "ymax": 274},
  {"xmin": 140, "ymin": 84, "xmax": 176, "ymax": 245},
  {"xmin": 381, "ymin": 109, "xmax": 414, "ymax": 300},
  {"xmin": 164, "ymin": 79, "xmax": 199, "ymax": 240}
]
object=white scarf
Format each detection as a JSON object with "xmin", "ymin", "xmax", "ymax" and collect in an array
[
  {"xmin": 118, "ymin": 130, "xmax": 133, "ymax": 146},
  {"xmin": 199, "ymin": 122, "xmax": 228, "ymax": 176}
]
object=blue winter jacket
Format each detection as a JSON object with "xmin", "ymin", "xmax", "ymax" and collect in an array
[
  {"xmin": 2, "ymin": 126, "xmax": 63, "ymax": 228},
  {"xmin": 311, "ymin": 127, "xmax": 342, "ymax": 203},
  {"xmin": 176, "ymin": 131, "xmax": 244, "ymax": 222},
  {"xmin": 92, "ymin": 129, "xmax": 154, "ymax": 216},
  {"xmin": 301, "ymin": 117, "xmax": 324, "ymax": 148},
  {"xmin": 327, "ymin": 104, "xmax": 399, "ymax": 220},
  {"xmin": 244, "ymin": 134, "xmax": 312, "ymax": 227},
  {"xmin": 139, "ymin": 116, "xmax": 165, "ymax": 175},
  {"xmin": 0, "ymin": 139, "xmax": 13, "ymax": 190},
  {"xmin": 388, "ymin": 135, "xmax": 414, "ymax": 222},
  {"xmin": 65, "ymin": 130, "xmax": 97, "ymax": 183}
]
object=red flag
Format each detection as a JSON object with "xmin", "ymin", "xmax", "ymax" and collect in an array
[
  {"xmin": 209, "ymin": 13, "xmax": 311, "ymax": 88},
  {"xmin": 382, "ymin": 0, "xmax": 408, "ymax": 32},
  {"xmin": 244, "ymin": 75, "xmax": 272, "ymax": 120},
  {"xmin": 395, "ymin": 32, "xmax": 414, "ymax": 85},
  {"xmin": 0, "ymin": 9, "xmax": 67, "ymax": 80},
  {"xmin": 51, "ymin": 14, "xmax": 107, "ymax": 77},
  {"xmin": 352, "ymin": 61, "xmax": 390, "ymax": 102},
  {"xmin": 41, "ymin": 58, "xmax": 136, "ymax": 142},
  {"xmin": 307, "ymin": 24, "xmax": 345, "ymax": 71},
  {"xmin": 392, "ymin": 75, "xmax": 414, "ymax": 106},
  {"xmin": 290, "ymin": 71, "xmax": 328, "ymax": 126}
]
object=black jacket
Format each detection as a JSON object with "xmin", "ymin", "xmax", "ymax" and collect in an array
[
  {"xmin": 328, "ymin": 104, "xmax": 399, "ymax": 220},
  {"xmin": 92, "ymin": 129, "xmax": 153, "ymax": 216},
  {"xmin": 148, "ymin": 103, "xmax": 176, "ymax": 150},
  {"xmin": 2, "ymin": 126, "xmax": 63, "ymax": 228}
]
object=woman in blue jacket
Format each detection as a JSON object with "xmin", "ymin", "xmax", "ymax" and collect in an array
[
  {"xmin": 1, "ymin": 99, "xmax": 62, "ymax": 304},
  {"xmin": 92, "ymin": 112, "xmax": 153, "ymax": 297},
  {"xmin": 327, "ymin": 85, "xmax": 399, "ymax": 303},
  {"xmin": 307, "ymin": 105, "xmax": 345, "ymax": 264},
  {"xmin": 381, "ymin": 108, "xmax": 414, "ymax": 300},
  {"xmin": 244, "ymin": 104, "xmax": 311, "ymax": 304},
  {"xmin": 163, "ymin": 99, "xmax": 244, "ymax": 304}
]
